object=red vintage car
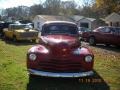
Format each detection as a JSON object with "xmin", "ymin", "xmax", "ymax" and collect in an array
[
  {"xmin": 27, "ymin": 21, "xmax": 94, "ymax": 78},
  {"xmin": 82, "ymin": 26, "xmax": 120, "ymax": 46}
]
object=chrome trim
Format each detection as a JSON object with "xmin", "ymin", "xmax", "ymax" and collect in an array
[{"xmin": 28, "ymin": 69, "xmax": 94, "ymax": 78}]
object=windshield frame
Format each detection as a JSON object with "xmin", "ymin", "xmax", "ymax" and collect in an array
[
  {"xmin": 9, "ymin": 24, "xmax": 32, "ymax": 30},
  {"xmin": 41, "ymin": 23, "xmax": 78, "ymax": 36}
]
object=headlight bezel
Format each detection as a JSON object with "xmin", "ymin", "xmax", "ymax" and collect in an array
[
  {"xmin": 29, "ymin": 53, "xmax": 37, "ymax": 61},
  {"xmin": 85, "ymin": 55, "xmax": 93, "ymax": 62}
]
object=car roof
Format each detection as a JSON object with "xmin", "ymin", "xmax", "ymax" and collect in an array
[
  {"xmin": 44, "ymin": 21, "xmax": 76, "ymax": 25},
  {"xmin": 9, "ymin": 23, "xmax": 28, "ymax": 26},
  {"xmin": 99, "ymin": 26, "xmax": 120, "ymax": 28}
]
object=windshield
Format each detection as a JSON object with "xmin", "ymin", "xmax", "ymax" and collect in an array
[
  {"xmin": 42, "ymin": 24, "xmax": 78, "ymax": 35},
  {"xmin": 10, "ymin": 24, "xmax": 32, "ymax": 30}
]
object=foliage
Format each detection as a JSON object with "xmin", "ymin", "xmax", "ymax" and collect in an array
[
  {"xmin": 0, "ymin": 0, "xmax": 120, "ymax": 20},
  {"xmin": 43, "ymin": 0, "xmax": 61, "ymax": 15},
  {"xmin": 29, "ymin": 4, "xmax": 43, "ymax": 17},
  {"xmin": 1, "ymin": 0, "xmax": 79, "ymax": 20},
  {"xmin": 95, "ymin": 0, "xmax": 120, "ymax": 17},
  {"xmin": 3, "ymin": 6, "xmax": 30, "ymax": 20}
]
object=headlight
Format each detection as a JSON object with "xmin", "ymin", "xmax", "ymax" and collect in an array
[
  {"xmin": 73, "ymin": 48, "xmax": 81, "ymax": 55},
  {"xmin": 85, "ymin": 55, "xmax": 93, "ymax": 62},
  {"xmin": 29, "ymin": 54, "xmax": 37, "ymax": 61}
]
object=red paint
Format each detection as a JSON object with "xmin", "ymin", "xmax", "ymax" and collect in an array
[
  {"xmin": 82, "ymin": 26, "xmax": 120, "ymax": 45},
  {"xmin": 27, "ymin": 21, "xmax": 94, "ymax": 72}
]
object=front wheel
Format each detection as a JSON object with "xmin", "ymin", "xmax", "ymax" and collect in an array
[
  {"xmin": 3, "ymin": 35, "xmax": 8, "ymax": 40},
  {"xmin": 31, "ymin": 39, "xmax": 36, "ymax": 43},
  {"xmin": 89, "ymin": 37, "xmax": 96, "ymax": 46},
  {"xmin": 13, "ymin": 36, "xmax": 17, "ymax": 42}
]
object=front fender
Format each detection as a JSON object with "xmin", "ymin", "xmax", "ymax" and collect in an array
[
  {"xmin": 27, "ymin": 45, "xmax": 49, "ymax": 69},
  {"xmin": 28, "ymin": 45, "xmax": 49, "ymax": 54}
]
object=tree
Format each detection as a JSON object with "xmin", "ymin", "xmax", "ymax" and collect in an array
[
  {"xmin": 77, "ymin": 0, "xmax": 98, "ymax": 18},
  {"xmin": 43, "ymin": 0, "xmax": 61, "ymax": 15},
  {"xmin": 60, "ymin": 0, "xmax": 78, "ymax": 15},
  {"xmin": 95, "ymin": 0, "xmax": 120, "ymax": 16},
  {"xmin": 4, "ymin": 6, "xmax": 30, "ymax": 20},
  {"xmin": 30, "ymin": 4, "xmax": 43, "ymax": 16}
]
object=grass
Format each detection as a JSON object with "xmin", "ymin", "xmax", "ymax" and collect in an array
[
  {"xmin": 91, "ymin": 46, "xmax": 120, "ymax": 90},
  {"xmin": 0, "ymin": 39, "xmax": 120, "ymax": 90},
  {"xmin": 0, "ymin": 39, "xmax": 32, "ymax": 90}
]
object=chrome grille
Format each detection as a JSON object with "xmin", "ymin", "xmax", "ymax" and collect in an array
[
  {"xmin": 20, "ymin": 32, "xmax": 37, "ymax": 38},
  {"xmin": 38, "ymin": 60, "xmax": 82, "ymax": 72}
]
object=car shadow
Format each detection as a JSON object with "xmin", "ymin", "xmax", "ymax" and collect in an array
[
  {"xmin": 81, "ymin": 42, "xmax": 120, "ymax": 53},
  {"xmin": 27, "ymin": 71, "xmax": 109, "ymax": 90},
  {"xmin": 1, "ymin": 38, "xmax": 36, "ymax": 46},
  {"xmin": 93, "ymin": 44, "xmax": 120, "ymax": 53}
]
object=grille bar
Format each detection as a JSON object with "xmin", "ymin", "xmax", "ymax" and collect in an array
[
  {"xmin": 37, "ymin": 60, "xmax": 82, "ymax": 72},
  {"xmin": 20, "ymin": 32, "xmax": 37, "ymax": 38}
]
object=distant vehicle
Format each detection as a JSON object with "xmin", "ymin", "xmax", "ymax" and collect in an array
[
  {"xmin": 19, "ymin": 20, "xmax": 34, "ymax": 27},
  {"xmin": 78, "ymin": 27, "xmax": 91, "ymax": 39},
  {"xmin": 0, "ymin": 22, "xmax": 13, "ymax": 37},
  {"xmin": 27, "ymin": 21, "xmax": 94, "ymax": 78},
  {"xmin": 3, "ymin": 24, "xmax": 38, "ymax": 42},
  {"xmin": 0, "ymin": 21, "xmax": 5, "ymax": 36},
  {"xmin": 78, "ymin": 27, "xmax": 91, "ymax": 34},
  {"xmin": 82, "ymin": 26, "xmax": 120, "ymax": 46}
]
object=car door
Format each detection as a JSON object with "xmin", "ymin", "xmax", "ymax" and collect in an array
[
  {"xmin": 96, "ymin": 27, "xmax": 111, "ymax": 43},
  {"xmin": 113, "ymin": 27, "xmax": 120, "ymax": 45},
  {"xmin": 5, "ymin": 26, "xmax": 13, "ymax": 38},
  {"xmin": 117, "ymin": 28, "xmax": 120, "ymax": 45},
  {"xmin": 106, "ymin": 27, "xmax": 117, "ymax": 45}
]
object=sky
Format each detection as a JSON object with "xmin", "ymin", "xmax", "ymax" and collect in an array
[{"xmin": 0, "ymin": 0, "xmax": 82, "ymax": 9}]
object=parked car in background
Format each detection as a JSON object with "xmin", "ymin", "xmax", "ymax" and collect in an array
[
  {"xmin": 78, "ymin": 27, "xmax": 91, "ymax": 40},
  {"xmin": 0, "ymin": 21, "xmax": 13, "ymax": 37},
  {"xmin": 19, "ymin": 20, "xmax": 34, "ymax": 28},
  {"xmin": 78, "ymin": 27, "xmax": 91, "ymax": 35},
  {"xmin": 0, "ymin": 21, "xmax": 5, "ymax": 37},
  {"xmin": 82, "ymin": 26, "xmax": 120, "ymax": 46},
  {"xmin": 27, "ymin": 21, "xmax": 94, "ymax": 78},
  {"xmin": 3, "ymin": 24, "xmax": 38, "ymax": 42}
]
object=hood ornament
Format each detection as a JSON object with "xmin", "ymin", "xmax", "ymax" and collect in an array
[{"xmin": 62, "ymin": 48, "xmax": 67, "ymax": 52}]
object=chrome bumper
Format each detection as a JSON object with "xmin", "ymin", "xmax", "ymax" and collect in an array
[{"xmin": 28, "ymin": 69, "xmax": 94, "ymax": 78}]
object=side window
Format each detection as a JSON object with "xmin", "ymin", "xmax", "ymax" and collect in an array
[
  {"xmin": 115, "ymin": 28, "xmax": 120, "ymax": 36},
  {"xmin": 105, "ymin": 27, "xmax": 111, "ymax": 33},
  {"xmin": 99, "ymin": 28, "xmax": 105, "ymax": 33},
  {"xmin": 110, "ymin": 28, "xmax": 116, "ymax": 34},
  {"xmin": 98, "ymin": 28, "xmax": 101, "ymax": 32},
  {"xmin": 99, "ymin": 27, "xmax": 110, "ymax": 33}
]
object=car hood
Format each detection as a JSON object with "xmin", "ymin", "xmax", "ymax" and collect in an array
[
  {"xmin": 40, "ymin": 35, "xmax": 80, "ymax": 59},
  {"xmin": 40, "ymin": 35, "xmax": 79, "ymax": 46}
]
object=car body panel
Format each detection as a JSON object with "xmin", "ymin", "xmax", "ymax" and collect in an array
[
  {"xmin": 27, "ymin": 21, "xmax": 94, "ymax": 77},
  {"xmin": 82, "ymin": 26, "xmax": 120, "ymax": 45},
  {"xmin": 3, "ymin": 24, "xmax": 38, "ymax": 41},
  {"xmin": 4, "ymin": 28, "xmax": 13, "ymax": 38}
]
